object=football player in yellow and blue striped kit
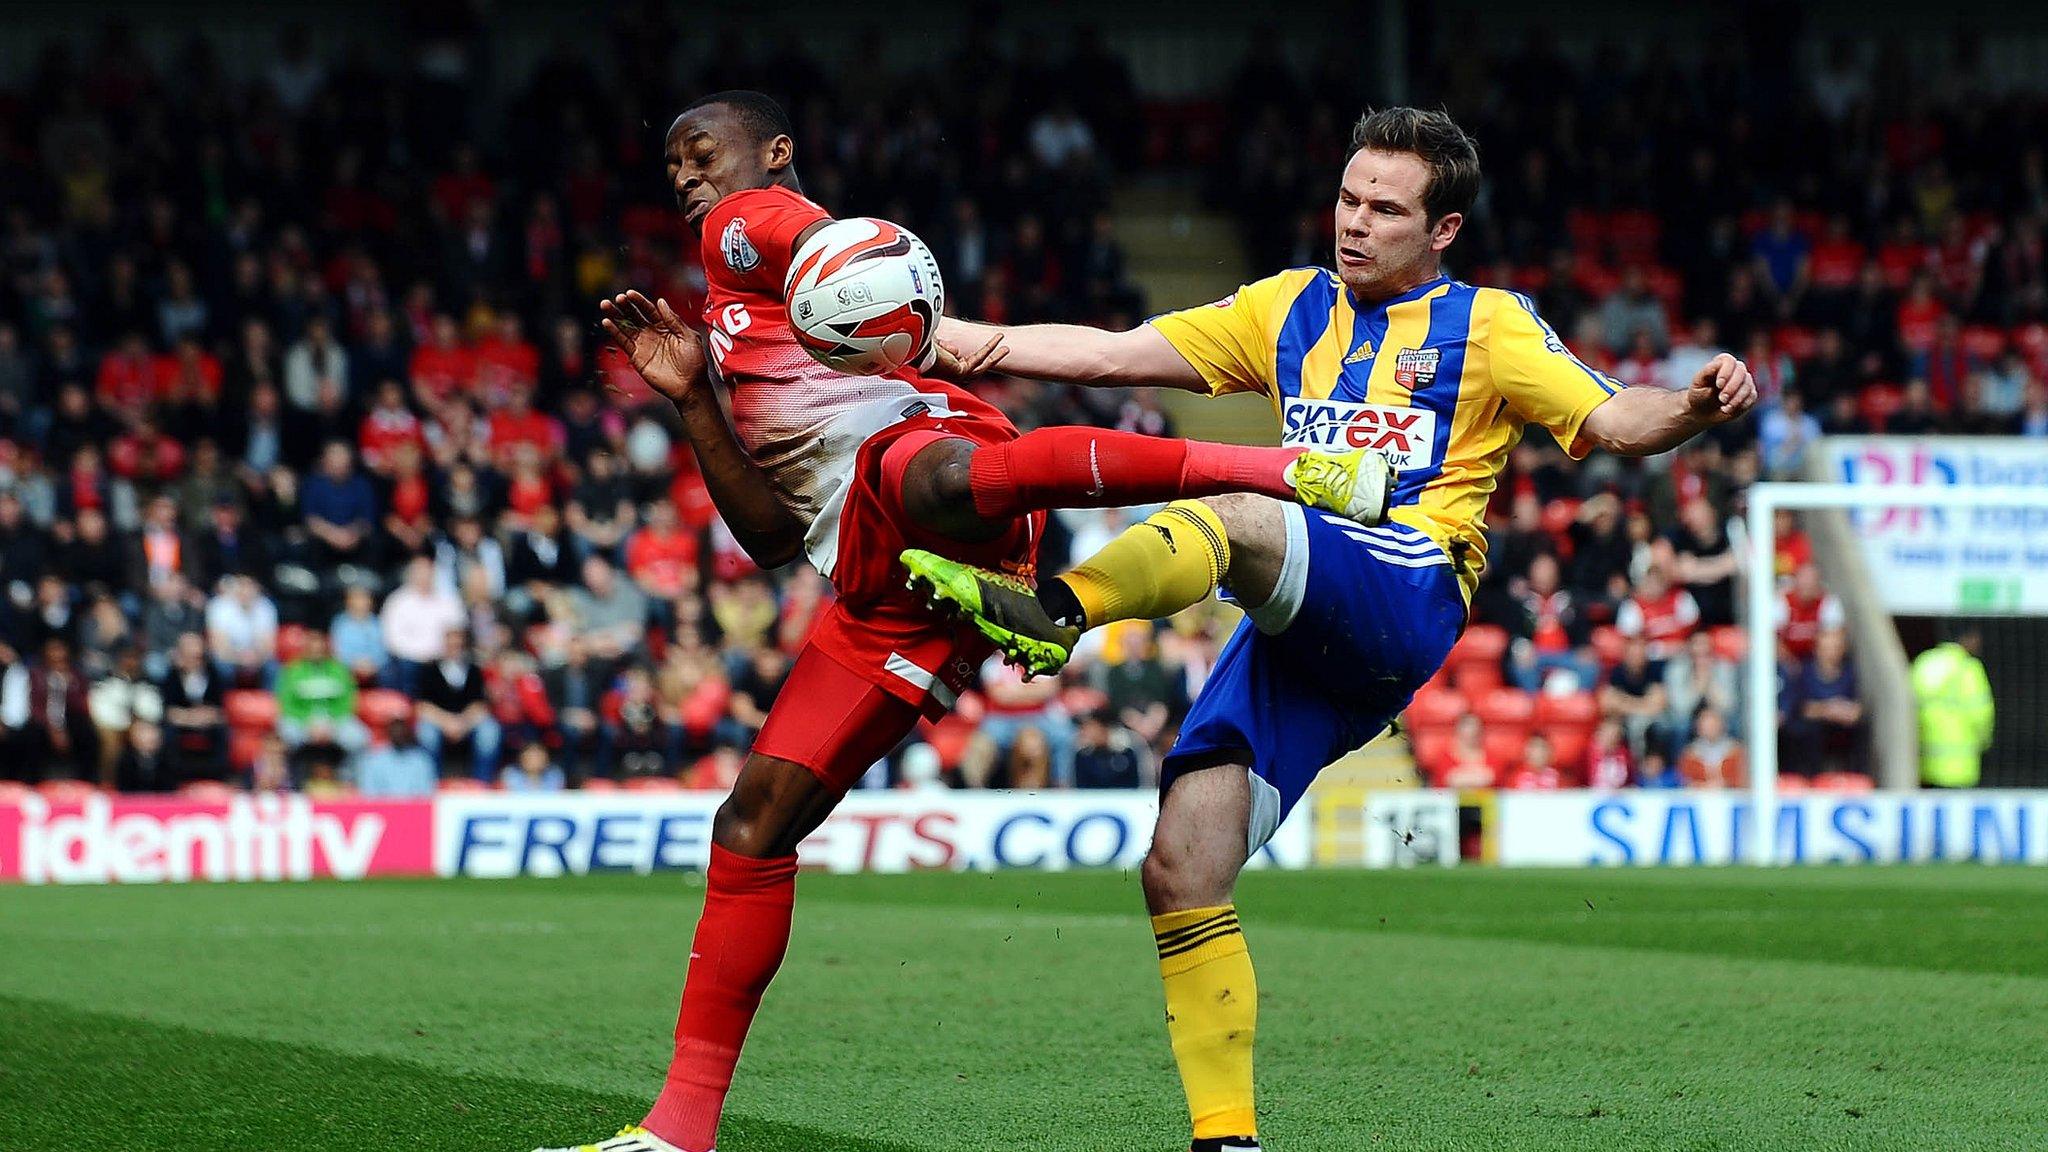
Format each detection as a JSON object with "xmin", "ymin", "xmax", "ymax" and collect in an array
[{"xmin": 907, "ymin": 107, "xmax": 1757, "ymax": 1151}]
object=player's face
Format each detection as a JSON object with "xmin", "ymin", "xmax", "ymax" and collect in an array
[
  {"xmin": 664, "ymin": 107, "xmax": 791, "ymax": 234},
  {"xmin": 1332, "ymin": 149, "xmax": 1462, "ymax": 299}
]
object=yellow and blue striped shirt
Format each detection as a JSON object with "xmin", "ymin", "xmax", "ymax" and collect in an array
[{"xmin": 1150, "ymin": 268, "xmax": 1623, "ymax": 598}]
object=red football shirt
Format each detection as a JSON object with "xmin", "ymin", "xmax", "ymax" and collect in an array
[
  {"xmin": 626, "ymin": 526, "xmax": 700, "ymax": 600},
  {"xmin": 1808, "ymin": 239, "xmax": 1865, "ymax": 289},
  {"xmin": 488, "ymin": 409, "xmax": 564, "ymax": 461},
  {"xmin": 694, "ymin": 186, "xmax": 1011, "ymax": 574},
  {"xmin": 410, "ymin": 343, "xmax": 477, "ymax": 404},
  {"xmin": 359, "ymin": 408, "xmax": 425, "ymax": 471}
]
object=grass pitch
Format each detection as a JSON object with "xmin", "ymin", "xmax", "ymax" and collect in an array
[{"xmin": 1, "ymin": 866, "xmax": 2043, "ymax": 1151}]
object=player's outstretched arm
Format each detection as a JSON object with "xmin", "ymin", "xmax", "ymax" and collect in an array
[
  {"xmin": 935, "ymin": 316, "xmax": 1207, "ymax": 392},
  {"xmin": 1579, "ymin": 353, "xmax": 1758, "ymax": 457},
  {"xmin": 600, "ymin": 290, "xmax": 807, "ymax": 569}
]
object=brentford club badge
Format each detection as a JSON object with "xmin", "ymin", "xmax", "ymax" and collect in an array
[
  {"xmin": 1394, "ymin": 347, "xmax": 1440, "ymax": 389},
  {"xmin": 722, "ymin": 217, "xmax": 760, "ymax": 273}
]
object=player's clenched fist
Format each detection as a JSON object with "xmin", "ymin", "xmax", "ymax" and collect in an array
[
  {"xmin": 1686, "ymin": 352, "xmax": 1757, "ymax": 424},
  {"xmin": 599, "ymin": 289, "xmax": 707, "ymax": 404}
]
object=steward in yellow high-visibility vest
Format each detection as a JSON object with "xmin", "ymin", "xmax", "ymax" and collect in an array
[{"xmin": 1911, "ymin": 629, "xmax": 1994, "ymax": 788}]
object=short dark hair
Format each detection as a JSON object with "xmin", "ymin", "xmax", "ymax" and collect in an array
[
  {"xmin": 682, "ymin": 89, "xmax": 795, "ymax": 145},
  {"xmin": 1348, "ymin": 107, "xmax": 1481, "ymax": 222}
]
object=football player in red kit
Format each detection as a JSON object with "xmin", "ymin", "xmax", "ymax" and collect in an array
[{"xmin": 533, "ymin": 90, "xmax": 1391, "ymax": 1152}]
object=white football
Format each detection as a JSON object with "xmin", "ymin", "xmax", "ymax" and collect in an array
[{"xmin": 784, "ymin": 217, "xmax": 945, "ymax": 376}]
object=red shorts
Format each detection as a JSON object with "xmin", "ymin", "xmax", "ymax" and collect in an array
[{"xmin": 753, "ymin": 412, "xmax": 1043, "ymax": 790}]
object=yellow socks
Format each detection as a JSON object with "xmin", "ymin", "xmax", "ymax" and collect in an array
[
  {"xmin": 1059, "ymin": 500, "xmax": 1230, "ymax": 629},
  {"xmin": 1153, "ymin": 905, "xmax": 1258, "ymax": 1141}
]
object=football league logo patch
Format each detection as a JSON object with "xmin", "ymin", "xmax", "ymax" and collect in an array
[
  {"xmin": 1393, "ymin": 347, "xmax": 1440, "ymax": 389},
  {"xmin": 722, "ymin": 218, "xmax": 760, "ymax": 273}
]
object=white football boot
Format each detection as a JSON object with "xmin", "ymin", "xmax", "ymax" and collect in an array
[{"xmin": 530, "ymin": 1125, "xmax": 697, "ymax": 1152}]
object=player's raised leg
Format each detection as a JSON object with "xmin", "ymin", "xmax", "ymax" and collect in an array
[
  {"xmin": 904, "ymin": 491, "xmax": 1289, "ymax": 674},
  {"xmin": 897, "ymin": 427, "xmax": 1392, "ymax": 543}
]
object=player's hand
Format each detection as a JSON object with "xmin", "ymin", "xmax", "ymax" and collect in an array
[
  {"xmin": 930, "ymin": 333, "xmax": 1009, "ymax": 379},
  {"xmin": 1686, "ymin": 353, "xmax": 1756, "ymax": 424},
  {"xmin": 600, "ymin": 290, "xmax": 707, "ymax": 404}
]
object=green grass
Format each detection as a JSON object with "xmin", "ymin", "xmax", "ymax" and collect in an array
[{"xmin": 2, "ymin": 867, "xmax": 2045, "ymax": 1151}]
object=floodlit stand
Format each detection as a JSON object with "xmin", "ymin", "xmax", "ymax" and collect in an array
[{"xmin": 1742, "ymin": 483, "xmax": 2048, "ymax": 865}]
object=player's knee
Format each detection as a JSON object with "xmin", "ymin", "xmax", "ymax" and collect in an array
[
  {"xmin": 711, "ymin": 795, "xmax": 774, "ymax": 856},
  {"xmin": 712, "ymin": 773, "xmax": 797, "ymax": 856},
  {"xmin": 1201, "ymin": 492, "xmax": 1264, "ymax": 529},
  {"xmin": 1200, "ymin": 492, "xmax": 1290, "ymax": 598},
  {"xmin": 909, "ymin": 442, "xmax": 977, "ymax": 520},
  {"xmin": 712, "ymin": 753, "xmax": 834, "ymax": 857},
  {"xmin": 1141, "ymin": 841, "xmax": 1219, "ymax": 913}
]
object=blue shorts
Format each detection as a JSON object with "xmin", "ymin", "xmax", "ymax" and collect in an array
[{"xmin": 1163, "ymin": 507, "xmax": 1467, "ymax": 849}]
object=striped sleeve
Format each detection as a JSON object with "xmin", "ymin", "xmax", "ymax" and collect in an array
[
  {"xmin": 1145, "ymin": 271, "xmax": 1310, "ymax": 398},
  {"xmin": 1485, "ymin": 290, "xmax": 1623, "ymax": 459}
]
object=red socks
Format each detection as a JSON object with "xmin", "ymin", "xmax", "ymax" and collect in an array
[
  {"xmin": 642, "ymin": 845, "xmax": 800, "ymax": 1151},
  {"xmin": 965, "ymin": 427, "xmax": 1305, "ymax": 520}
]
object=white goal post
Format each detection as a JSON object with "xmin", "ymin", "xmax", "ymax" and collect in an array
[{"xmin": 1743, "ymin": 482, "xmax": 2048, "ymax": 865}]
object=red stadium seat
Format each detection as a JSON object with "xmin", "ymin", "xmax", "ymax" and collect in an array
[
  {"xmin": 1813, "ymin": 771, "xmax": 1875, "ymax": 793},
  {"xmin": 35, "ymin": 779, "xmax": 98, "ymax": 803},
  {"xmin": 225, "ymin": 690, "xmax": 279, "ymax": 732},
  {"xmin": 1962, "ymin": 325, "xmax": 2008, "ymax": 360},
  {"xmin": 1417, "ymin": 660, "xmax": 1455, "ymax": 696},
  {"xmin": 1859, "ymin": 383, "xmax": 1905, "ymax": 429},
  {"xmin": 177, "ymin": 781, "xmax": 238, "ymax": 802},
  {"xmin": 1710, "ymin": 626, "xmax": 1747, "ymax": 664},
  {"xmin": 1774, "ymin": 775, "xmax": 1811, "ymax": 794},
  {"xmin": 1565, "ymin": 208, "xmax": 1605, "ymax": 252},
  {"xmin": 1610, "ymin": 211, "xmax": 1664, "ymax": 264},
  {"xmin": 228, "ymin": 728, "xmax": 267, "ymax": 771},
  {"xmin": 1409, "ymin": 729, "xmax": 1453, "ymax": 777},
  {"xmin": 1772, "ymin": 325, "xmax": 1818, "ymax": 361},
  {"xmin": 0, "ymin": 781, "xmax": 32, "ymax": 803},
  {"xmin": 1533, "ymin": 691, "xmax": 1598, "ymax": 728},
  {"xmin": 275, "ymin": 623, "xmax": 311, "ymax": 665},
  {"xmin": 1541, "ymin": 725, "xmax": 1592, "ymax": 773},
  {"xmin": 1404, "ymin": 685, "xmax": 1469, "ymax": 731},
  {"xmin": 622, "ymin": 776, "xmax": 684, "ymax": 793},
  {"xmin": 1452, "ymin": 624, "xmax": 1509, "ymax": 665},
  {"xmin": 1447, "ymin": 626, "xmax": 1508, "ymax": 692},
  {"xmin": 1450, "ymin": 660, "xmax": 1502, "ymax": 694},
  {"xmin": 578, "ymin": 777, "xmax": 620, "ymax": 792},
  {"xmin": 919, "ymin": 709, "xmax": 978, "ymax": 770},
  {"xmin": 357, "ymin": 689, "xmax": 414, "ymax": 729},
  {"xmin": 1573, "ymin": 263, "xmax": 1621, "ymax": 300},
  {"xmin": 2015, "ymin": 321, "xmax": 2048, "ymax": 366},
  {"xmin": 1482, "ymin": 728, "xmax": 1527, "ymax": 769},
  {"xmin": 1643, "ymin": 264, "xmax": 1685, "ymax": 308},
  {"xmin": 1475, "ymin": 687, "xmax": 1536, "ymax": 731},
  {"xmin": 438, "ymin": 778, "xmax": 491, "ymax": 793}
]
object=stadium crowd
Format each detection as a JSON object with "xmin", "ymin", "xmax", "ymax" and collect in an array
[{"xmin": 0, "ymin": 17, "xmax": 2036, "ymax": 795}]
